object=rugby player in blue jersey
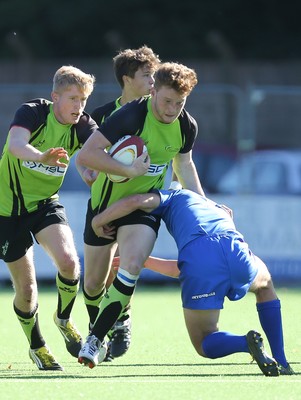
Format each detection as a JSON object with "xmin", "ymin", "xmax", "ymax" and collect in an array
[{"xmin": 89, "ymin": 188, "xmax": 293, "ymax": 376}]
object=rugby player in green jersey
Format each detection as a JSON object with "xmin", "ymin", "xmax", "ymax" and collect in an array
[
  {"xmin": 83, "ymin": 45, "xmax": 161, "ymax": 360},
  {"xmin": 76, "ymin": 62, "xmax": 205, "ymax": 367},
  {"xmin": 0, "ymin": 66, "xmax": 97, "ymax": 370}
]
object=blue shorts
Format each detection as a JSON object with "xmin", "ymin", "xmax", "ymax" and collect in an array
[{"xmin": 178, "ymin": 233, "xmax": 259, "ymax": 310}]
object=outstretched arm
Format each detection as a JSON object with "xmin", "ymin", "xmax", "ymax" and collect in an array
[
  {"xmin": 92, "ymin": 192, "xmax": 160, "ymax": 238},
  {"xmin": 112, "ymin": 255, "xmax": 180, "ymax": 278},
  {"xmin": 144, "ymin": 256, "xmax": 179, "ymax": 278},
  {"xmin": 9, "ymin": 126, "xmax": 69, "ymax": 167}
]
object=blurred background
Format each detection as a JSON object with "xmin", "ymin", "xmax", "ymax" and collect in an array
[{"xmin": 0, "ymin": 0, "xmax": 301, "ymax": 283}]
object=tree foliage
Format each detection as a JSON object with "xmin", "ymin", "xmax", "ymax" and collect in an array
[{"xmin": 1, "ymin": 0, "xmax": 300, "ymax": 60}]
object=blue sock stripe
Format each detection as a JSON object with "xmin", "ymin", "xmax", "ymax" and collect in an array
[
  {"xmin": 117, "ymin": 271, "xmax": 137, "ymax": 286},
  {"xmin": 117, "ymin": 268, "xmax": 139, "ymax": 287}
]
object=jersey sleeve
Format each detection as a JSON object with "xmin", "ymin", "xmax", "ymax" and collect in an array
[
  {"xmin": 98, "ymin": 98, "xmax": 147, "ymax": 145},
  {"xmin": 75, "ymin": 112, "xmax": 99, "ymax": 145},
  {"xmin": 91, "ymin": 100, "xmax": 117, "ymax": 125},
  {"xmin": 9, "ymin": 98, "xmax": 50, "ymax": 132},
  {"xmin": 179, "ymin": 109, "xmax": 198, "ymax": 153}
]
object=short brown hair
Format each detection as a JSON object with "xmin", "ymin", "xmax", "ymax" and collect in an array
[
  {"xmin": 154, "ymin": 62, "xmax": 198, "ymax": 96},
  {"xmin": 113, "ymin": 45, "xmax": 161, "ymax": 88}
]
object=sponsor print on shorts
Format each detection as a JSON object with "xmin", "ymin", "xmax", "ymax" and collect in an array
[{"xmin": 191, "ymin": 291, "xmax": 216, "ymax": 300}]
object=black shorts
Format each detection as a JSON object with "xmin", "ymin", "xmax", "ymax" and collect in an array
[
  {"xmin": 84, "ymin": 199, "xmax": 161, "ymax": 246},
  {"xmin": 0, "ymin": 200, "xmax": 69, "ymax": 262}
]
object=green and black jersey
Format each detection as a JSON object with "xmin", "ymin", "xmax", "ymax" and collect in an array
[
  {"xmin": 91, "ymin": 96, "xmax": 198, "ymax": 212},
  {"xmin": 0, "ymin": 98, "xmax": 98, "ymax": 216},
  {"xmin": 91, "ymin": 97, "xmax": 122, "ymax": 125}
]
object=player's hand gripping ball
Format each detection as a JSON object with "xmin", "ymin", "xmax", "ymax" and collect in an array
[{"xmin": 107, "ymin": 135, "xmax": 147, "ymax": 183}]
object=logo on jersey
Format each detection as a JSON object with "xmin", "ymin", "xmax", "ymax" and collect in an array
[
  {"xmin": 145, "ymin": 163, "xmax": 167, "ymax": 177},
  {"xmin": 22, "ymin": 161, "xmax": 66, "ymax": 176},
  {"xmin": 35, "ymin": 140, "xmax": 46, "ymax": 148},
  {"xmin": 165, "ymin": 145, "xmax": 181, "ymax": 152}
]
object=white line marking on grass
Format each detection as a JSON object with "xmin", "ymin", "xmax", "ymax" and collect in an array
[{"xmin": 0, "ymin": 379, "xmax": 301, "ymax": 383}]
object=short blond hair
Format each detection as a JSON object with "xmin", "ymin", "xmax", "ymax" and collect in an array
[
  {"xmin": 53, "ymin": 65, "xmax": 95, "ymax": 96},
  {"xmin": 154, "ymin": 62, "xmax": 197, "ymax": 97}
]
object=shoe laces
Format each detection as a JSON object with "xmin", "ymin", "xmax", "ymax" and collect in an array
[
  {"xmin": 35, "ymin": 347, "xmax": 56, "ymax": 366},
  {"xmin": 59, "ymin": 319, "xmax": 81, "ymax": 342},
  {"xmin": 86, "ymin": 335, "xmax": 101, "ymax": 350}
]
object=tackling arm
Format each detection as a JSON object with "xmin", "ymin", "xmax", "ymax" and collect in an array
[
  {"xmin": 92, "ymin": 193, "xmax": 160, "ymax": 238},
  {"xmin": 144, "ymin": 256, "xmax": 180, "ymax": 278},
  {"xmin": 112, "ymin": 255, "xmax": 180, "ymax": 278}
]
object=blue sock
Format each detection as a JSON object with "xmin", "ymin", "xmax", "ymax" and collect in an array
[
  {"xmin": 202, "ymin": 331, "xmax": 249, "ymax": 359},
  {"xmin": 257, "ymin": 299, "xmax": 288, "ymax": 367}
]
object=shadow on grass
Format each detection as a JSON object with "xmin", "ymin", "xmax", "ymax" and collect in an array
[{"xmin": 0, "ymin": 361, "xmax": 299, "ymax": 379}]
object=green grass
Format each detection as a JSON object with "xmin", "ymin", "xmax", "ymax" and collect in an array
[{"xmin": 0, "ymin": 283, "xmax": 300, "ymax": 400}]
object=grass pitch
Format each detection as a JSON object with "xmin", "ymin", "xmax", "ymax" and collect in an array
[{"xmin": 0, "ymin": 282, "xmax": 300, "ymax": 400}]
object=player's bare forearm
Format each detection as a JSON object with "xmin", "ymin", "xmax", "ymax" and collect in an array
[
  {"xmin": 144, "ymin": 256, "xmax": 180, "ymax": 278},
  {"xmin": 95, "ymin": 193, "xmax": 159, "ymax": 227},
  {"xmin": 92, "ymin": 193, "xmax": 160, "ymax": 237},
  {"xmin": 8, "ymin": 127, "xmax": 68, "ymax": 166},
  {"xmin": 75, "ymin": 159, "xmax": 98, "ymax": 187},
  {"xmin": 112, "ymin": 255, "xmax": 180, "ymax": 278},
  {"xmin": 93, "ymin": 197, "xmax": 137, "ymax": 229},
  {"xmin": 76, "ymin": 131, "xmax": 149, "ymax": 178},
  {"xmin": 173, "ymin": 152, "xmax": 205, "ymax": 196}
]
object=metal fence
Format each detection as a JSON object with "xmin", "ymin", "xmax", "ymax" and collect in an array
[
  {"xmin": 1, "ymin": 83, "xmax": 301, "ymax": 192},
  {"xmin": 2, "ymin": 82, "xmax": 301, "ymax": 149},
  {"xmin": 1, "ymin": 83, "xmax": 301, "ymax": 283}
]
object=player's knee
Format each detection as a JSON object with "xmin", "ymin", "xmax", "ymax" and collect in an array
[
  {"xmin": 196, "ymin": 345, "xmax": 208, "ymax": 358},
  {"xmin": 57, "ymin": 252, "xmax": 80, "ymax": 279},
  {"xmin": 191, "ymin": 340, "xmax": 212, "ymax": 358},
  {"xmin": 119, "ymin": 258, "xmax": 143, "ymax": 275},
  {"xmin": 250, "ymin": 256, "xmax": 270, "ymax": 288},
  {"xmin": 19, "ymin": 281, "xmax": 38, "ymax": 303},
  {"xmin": 190, "ymin": 332, "xmax": 213, "ymax": 358},
  {"xmin": 250, "ymin": 259, "xmax": 277, "ymax": 301},
  {"xmin": 84, "ymin": 278, "xmax": 105, "ymax": 296},
  {"xmin": 125, "ymin": 263, "xmax": 142, "ymax": 275}
]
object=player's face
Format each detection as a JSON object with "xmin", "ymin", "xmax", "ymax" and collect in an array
[
  {"xmin": 127, "ymin": 65, "xmax": 155, "ymax": 97},
  {"xmin": 151, "ymin": 86, "xmax": 186, "ymax": 124},
  {"xmin": 52, "ymin": 84, "xmax": 89, "ymax": 125}
]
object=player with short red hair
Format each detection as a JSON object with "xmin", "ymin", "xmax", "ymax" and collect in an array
[{"xmin": 77, "ymin": 62, "xmax": 205, "ymax": 367}]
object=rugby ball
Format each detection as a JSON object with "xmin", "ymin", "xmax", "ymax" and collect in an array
[{"xmin": 107, "ymin": 135, "xmax": 147, "ymax": 183}]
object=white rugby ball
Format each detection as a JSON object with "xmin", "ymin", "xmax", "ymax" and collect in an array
[{"xmin": 107, "ymin": 135, "xmax": 147, "ymax": 183}]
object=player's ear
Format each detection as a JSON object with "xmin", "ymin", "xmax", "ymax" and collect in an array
[
  {"xmin": 51, "ymin": 91, "xmax": 59, "ymax": 103},
  {"xmin": 122, "ymin": 75, "xmax": 130, "ymax": 86},
  {"xmin": 150, "ymin": 87, "xmax": 156, "ymax": 96}
]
